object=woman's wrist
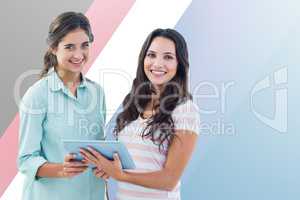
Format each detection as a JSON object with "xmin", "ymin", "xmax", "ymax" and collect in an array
[
  {"xmin": 117, "ymin": 171, "xmax": 127, "ymax": 182},
  {"xmin": 57, "ymin": 163, "xmax": 65, "ymax": 178},
  {"xmin": 36, "ymin": 162, "xmax": 65, "ymax": 178}
]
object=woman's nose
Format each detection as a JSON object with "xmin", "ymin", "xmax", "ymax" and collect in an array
[
  {"xmin": 72, "ymin": 50, "xmax": 84, "ymax": 59},
  {"xmin": 153, "ymin": 57, "xmax": 164, "ymax": 68}
]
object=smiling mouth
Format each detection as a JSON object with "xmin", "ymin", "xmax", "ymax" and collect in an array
[
  {"xmin": 150, "ymin": 69, "xmax": 167, "ymax": 76},
  {"xmin": 69, "ymin": 59, "xmax": 84, "ymax": 65}
]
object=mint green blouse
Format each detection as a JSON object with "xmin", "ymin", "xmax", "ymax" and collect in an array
[{"xmin": 18, "ymin": 69, "xmax": 106, "ymax": 200}]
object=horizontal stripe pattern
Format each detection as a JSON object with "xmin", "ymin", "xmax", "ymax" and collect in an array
[
  {"xmin": 117, "ymin": 182, "xmax": 181, "ymax": 200},
  {"xmin": 116, "ymin": 118, "xmax": 181, "ymax": 199}
]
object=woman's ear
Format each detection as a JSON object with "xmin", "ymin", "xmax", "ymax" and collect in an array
[{"xmin": 50, "ymin": 47, "xmax": 57, "ymax": 55}]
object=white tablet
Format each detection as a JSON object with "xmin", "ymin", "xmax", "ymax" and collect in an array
[{"xmin": 62, "ymin": 139, "xmax": 136, "ymax": 169}]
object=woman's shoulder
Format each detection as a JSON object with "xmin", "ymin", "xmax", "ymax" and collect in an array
[
  {"xmin": 23, "ymin": 77, "xmax": 48, "ymax": 99},
  {"xmin": 174, "ymin": 98, "xmax": 199, "ymax": 114},
  {"xmin": 20, "ymin": 78, "xmax": 48, "ymax": 113},
  {"xmin": 172, "ymin": 98, "xmax": 200, "ymax": 134}
]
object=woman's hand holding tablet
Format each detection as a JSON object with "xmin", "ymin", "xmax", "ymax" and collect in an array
[{"xmin": 62, "ymin": 140, "xmax": 136, "ymax": 169}]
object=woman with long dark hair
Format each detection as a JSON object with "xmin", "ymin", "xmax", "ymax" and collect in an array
[
  {"xmin": 81, "ymin": 28, "xmax": 200, "ymax": 199},
  {"xmin": 18, "ymin": 12, "xmax": 107, "ymax": 200}
]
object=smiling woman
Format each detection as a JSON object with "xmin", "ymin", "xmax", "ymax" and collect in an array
[
  {"xmin": 51, "ymin": 28, "xmax": 91, "ymax": 95},
  {"xmin": 53, "ymin": 29, "xmax": 90, "ymax": 76},
  {"xmin": 144, "ymin": 36, "xmax": 178, "ymax": 90},
  {"xmin": 81, "ymin": 28, "xmax": 200, "ymax": 200},
  {"xmin": 17, "ymin": 12, "xmax": 106, "ymax": 200}
]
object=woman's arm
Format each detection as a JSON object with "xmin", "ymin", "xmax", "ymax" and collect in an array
[
  {"xmin": 18, "ymin": 85, "xmax": 48, "ymax": 181},
  {"xmin": 121, "ymin": 130, "xmax": 198, "ymax": 190},
  {"xmin": 36, "ymin": 163, "xmax": 63, "ymax": 178},
  {"xmin": 18, "ymin": 84, "xmax": 88, "ymax": 179},
  {"xmin": 81, "ymin": 129, "xmax": 198, "ymax": 191}
]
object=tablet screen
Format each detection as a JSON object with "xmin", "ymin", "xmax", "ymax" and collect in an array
[{"xmin": 62, "ymin": 140, "xmax": 136, "ymax": 169}]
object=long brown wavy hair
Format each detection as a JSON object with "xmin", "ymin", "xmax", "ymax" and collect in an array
[{"xmin": 114, "ymin": 28, "xmax": 192, "ymax": 151}]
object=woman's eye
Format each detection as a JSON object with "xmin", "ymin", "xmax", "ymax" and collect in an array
[
  {"xmin": 165, "ymin": 55, "xmax": 174, "ymax": 60},
  {"xmin": 146, "ymin": 53, "xmax": 155, "ymax": 58},
  {"xmin": 65, "ymin": 45, "xmax": 74, "ymax": 50},
  {"xmin": 82, "ymin": 43, "xmax": 90, "ymax": 49}
]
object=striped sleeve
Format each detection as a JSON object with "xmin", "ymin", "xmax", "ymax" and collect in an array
[{"xmin": 172, "ymin": 100, "xmax": 200, "ymax": 135}]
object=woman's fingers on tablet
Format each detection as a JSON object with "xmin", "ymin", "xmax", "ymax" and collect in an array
[
  {"xmin": 62, "ymin": 161, "xmax": 88, "ymax": 177},
  {"xmin": 64, "ymin": 153, "xmax": 75, "ymax": 162},
  {"xmin": 81, "ymin": 155, "xmax": 95, "ymax": 166},
  {"xmin": 61, "ymin": 165, "xmax": 88, "ymax": 178},
  {"xmin": 86, "ymin": 147, "xmax": 106, "ymax": 162},
  {"xmin": 95, "ymin": 170, "xmax": 105, "ymax": 177},
  {"xmin": 80, "ymin": 148, "xmax": 100, "ymax": 165},
  {"xmin": 64, "ymin": 162, "xmax": 87, "ymax": 169},
  {"xmin": 64, "ymin": 166, "xmax": 87, "ymax": 173},
  {"xmin": 80, "ymin": 149, "xmax": 93, "ymax": 159},
  {"xmin": 94, "ymin": 169, "xmax": 109, "ymax": 180},
  {"xmin": 65, "ymin": 161, "xmax": 88, "ymax": 168}
]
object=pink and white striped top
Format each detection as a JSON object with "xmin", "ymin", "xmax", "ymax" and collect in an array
[{"xmin": 116, "ymin": 100, "xmax": 200, "ymax": 200}]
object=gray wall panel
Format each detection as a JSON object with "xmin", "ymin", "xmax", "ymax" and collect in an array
[{"xmin": 0, "ymin": 0, "xmax": 94, "ymax": 136}]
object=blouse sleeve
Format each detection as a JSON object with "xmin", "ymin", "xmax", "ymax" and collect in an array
[
  {"xmin": 17, "ymin": 83, "xmax": 48, "ymax": 182},
  {"xmin": 172, "ymin": 100, "xmax": 200, "ymax": 135}
]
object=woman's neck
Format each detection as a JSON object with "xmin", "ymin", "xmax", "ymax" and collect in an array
[
  {"xmin": 141, "ymin": 96, "xmax": 160, "ymax": 119},
  {"xmin": 152, "ymin": 84, "xmax": 164, "ymax": 96},
  {"xmin": 56, "ymin": 69, "xmax": 81, "ymax": 87}
]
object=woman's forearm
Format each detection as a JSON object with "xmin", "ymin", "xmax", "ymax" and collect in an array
[
  {"xmin": 117, "ymin": 133, "xmax": 198, "ymax": 191},
  {"xmin": 36, "ymin": 162, "xmax": 63, "ymax": 178},
  {"xmin": 120, "ymin": 168, "xmax": 179, "ymax": 191}
]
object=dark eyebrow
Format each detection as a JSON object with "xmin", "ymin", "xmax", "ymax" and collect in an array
[
  {"xmin": 64, "ymin": 44, "xmax": 74, "ymax": 47},
  {"xmin": 81, "ymin": 41, "xmax": 90, "ymax": 46},
  {"xmin": 147, "ymin": 50, "xmax": 175, "ymax": 56},
  {"xmin": 164, "ymin": 52, "xmax": 176, "ymax": 56},
  {"xmin": 147, "ymin": 50, "xmax": 156, "ymax": 53},
  {"xmin": 63, "ymin": 41, "xmax": 90, "ymax": 47}
]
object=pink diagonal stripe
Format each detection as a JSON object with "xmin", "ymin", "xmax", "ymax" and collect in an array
[
  {"xmin": 0, "ymin": 0, "xmax": 135, "ymax": 197},
  {"xmin": 0, "ymin": 115, "xmax": 19, "ymax": 197},
  {"xmin": 83, "ymin": 0, "xmax": 135, "ymax": 74}
]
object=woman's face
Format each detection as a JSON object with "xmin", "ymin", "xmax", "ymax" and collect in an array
[
  {"xmin": 52, "ymin": 28, "xmax": 90, "ymax": 76},
  {"xmin": 144, "ymin": 36, "xmax": 178, "ymax": 91}
]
